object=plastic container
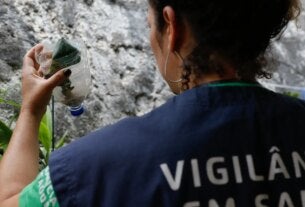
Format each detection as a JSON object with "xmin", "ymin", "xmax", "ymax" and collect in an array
[
  {"xmin": 35, "ymin": 38, "xmax": 91, "ymax": 116},
  {"xmin": 262, "ymin": 82, "xmax": 305, "ymax": 100}
]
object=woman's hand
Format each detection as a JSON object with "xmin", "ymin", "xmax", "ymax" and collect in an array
[
  {"xmin": 21, "ymin": 44, "xmax": 71, "ymax": 120},
  {"xmin": 0, "ymin": 44, "xmax": 71, "ymax": 206}
]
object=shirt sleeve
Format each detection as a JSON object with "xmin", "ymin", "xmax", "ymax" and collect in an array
[{"xmin": 19, "ymin": 166, "xmax": 60, "ymax": 207}]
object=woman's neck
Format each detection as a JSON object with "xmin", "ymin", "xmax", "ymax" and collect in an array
[{"xmin": 188, "ymin": 66, "xmax": 238, "ymax": 89}]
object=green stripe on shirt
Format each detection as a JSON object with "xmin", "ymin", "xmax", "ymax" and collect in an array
[
  {"xmin": 19, "ymin": 166, "xmax": 59, "ymax": 207},
  {"xmin": 208, "ymin": 82, "xmax": 261, "ymax": 88}
]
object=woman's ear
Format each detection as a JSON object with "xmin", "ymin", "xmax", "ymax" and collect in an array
[{"xmin": 163, "ymin": 6, "xmax": 178, "ymax": 52}]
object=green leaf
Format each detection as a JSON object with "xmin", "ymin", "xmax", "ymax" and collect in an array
[
  {"xmin": 55, "ymin": 131, "xmax": 68, "ymax": 149},
  {"xmin": 283, "ymin": 91, "xmax": 300, "ymax": 98},
  {"xmin": 39, "ymin": 107, "xmax": 53, "ymax": 152},
  {"xmin": 0, "ymin": 87, "xmax": 20, "ymax": 108},
  {"xmin": 39, "ymin": 121, "xmax": 51, "ymax": 154},
  {"xmin": 38, "ymin": 107, "xmax": 56, "ymax": 166},
  {"xmin": 0, "ymin": 120, "xmax": 12, "ymax": 149},
  {"xmin": 39, "ymin": 147, "xmax": 48, "ymax": 169},
  {"xmin": 8, "ymin": 114, "xmax": 18, "ymax": 128},
  {"xmin": 0, "ymin": 98, "xmax": 20, "ymax": 108},
  {"xmin": 44, "ymin": 107, "xmax": 53, "ymax": 135}
]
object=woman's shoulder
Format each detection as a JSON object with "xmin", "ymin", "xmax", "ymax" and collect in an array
[{"xmin": 50, "ymin": 96, "xmax": 176, "ymax": 158}]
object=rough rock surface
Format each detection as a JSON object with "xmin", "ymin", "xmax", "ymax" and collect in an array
[{"xmin": 0, "ymin": 0, "xmax": 304, "ymax": 141}]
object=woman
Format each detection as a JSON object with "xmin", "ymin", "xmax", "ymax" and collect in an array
[{"xmin": 0, "ymin": 0, "xmax": 304, "ymax": 206}]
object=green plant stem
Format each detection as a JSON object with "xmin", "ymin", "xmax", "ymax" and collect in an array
[{"xmin": 51, "ymin": 96, "xmax": 55, "ymax": 151}]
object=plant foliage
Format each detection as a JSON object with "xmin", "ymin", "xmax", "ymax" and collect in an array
[{"xmin": 0, "ymin": 93, "xmax": 67, "ymax": 169}]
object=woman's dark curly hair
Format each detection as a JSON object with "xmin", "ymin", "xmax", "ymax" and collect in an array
[{"xmin": 148, "ymin": 0, "xmax": 301, "ymax": 81}]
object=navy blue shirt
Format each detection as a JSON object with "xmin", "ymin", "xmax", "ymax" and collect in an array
[{"xmin": 49, "ymin": 82, "xmax": 305, "ymax": 207}]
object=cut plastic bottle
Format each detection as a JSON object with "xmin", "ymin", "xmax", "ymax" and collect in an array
[{"xmin": 36, "ymin": 38, "xmax": 91, "ymax": 116}]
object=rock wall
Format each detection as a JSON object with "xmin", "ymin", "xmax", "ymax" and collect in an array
[{"xmin": 0, "ymin": 0, "xmax": 304, "ymax": 140}]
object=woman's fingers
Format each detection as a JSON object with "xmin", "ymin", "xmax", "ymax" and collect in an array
[
  {"xmin": 23, "ymin": 44, "xmax": 44, "ymax": 75},
  {"xmin": 38, "ymin": 58, "xmax": 52, "ymax": 76},
  {"xmin": 46, "ymin": 69, "xmax": 71, "ymax": 90},
  {"xmin": 22, "ymin": 48, "xmax": 36, "ymax": 76},
  {"xmin": 20, "ymin": 44, "xmax": 70, "ymax": 118}
]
